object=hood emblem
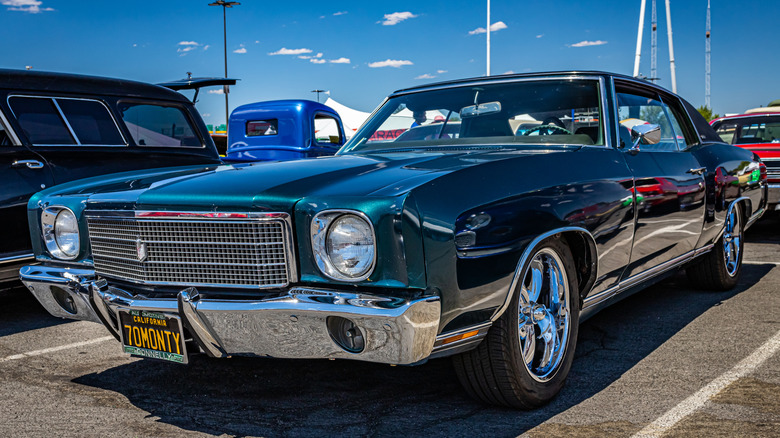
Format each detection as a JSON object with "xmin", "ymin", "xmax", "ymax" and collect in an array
[{"xmin": 136, "ymin": 238, "xmax": 148, "ymax": 262}]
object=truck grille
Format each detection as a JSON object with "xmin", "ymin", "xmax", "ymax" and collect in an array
[{"xmin": 86, "ymin": 212, "xmax": 294, "ymax": 288}]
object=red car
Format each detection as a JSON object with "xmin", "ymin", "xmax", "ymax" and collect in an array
[{"xmin": 711, "ymin": 112, "xmax": 779, "ymax": 209}]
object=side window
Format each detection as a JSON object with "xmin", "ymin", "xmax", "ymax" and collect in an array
[
  {"xmin": 714, "ymin": 122, "xmax": 737, "ymax": 144},
  {"xmin": 119, "ymin": 103, "xmax": 201, "ymax": 147},
  {"xmin": 246, "ymin": 119, "xmax": 278, "ymax": 136},
  {"xmin": 57, "ymin": 99, "xmax": 125, "ymax": 145},
  {"xmin": 313, "ymin": 114, "xmax": 342, "ymax": 146},
  {"xmin": 8, "ymin": 96, "xmax": 75, "ymax": 145},
  {"xmin": 616, "ymin": 90, "xmax": 680, "ymax": 151},
  {"xmin": 660, "ymin": 95, "xmax": 698, "ymax": 148}
]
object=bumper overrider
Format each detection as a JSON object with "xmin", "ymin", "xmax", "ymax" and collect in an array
[{"xmin": 20, "ymin": 265, "xmax": 441, "ymax": 365}]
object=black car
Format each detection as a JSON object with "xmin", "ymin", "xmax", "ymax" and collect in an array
[{"xmin": 0, "ymin": 69, "xmax": 221, "ymax": 282}]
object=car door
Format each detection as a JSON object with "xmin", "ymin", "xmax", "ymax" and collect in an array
[
  {"xmin": 615, "ymin": 82, "xmax": 706, "ymax": 279},
  {"xmin": 0, "ymin": 109, "xmax": 54, "ymax": 262}
]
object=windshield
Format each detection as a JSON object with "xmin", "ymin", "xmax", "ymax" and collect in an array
[
  {"xmin": 341, "ymin": 79, "xmax": 604, "ymax": 154},
  {"xmin": 713, "ymin": 115, "xmax": 780, "ymax": 145}
]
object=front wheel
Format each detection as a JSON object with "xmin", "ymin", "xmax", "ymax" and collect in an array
[
  {"xmin": 686, "ymin": 202, "xmax": 743, "ymax": 290},
  {"xmin": 452, "ymin": 236, "xmax": 580, "ymax": 409}
]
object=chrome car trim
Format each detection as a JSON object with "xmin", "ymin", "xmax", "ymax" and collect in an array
[
  {"xmin": 0, "ymin": 253, "xmax": 34, "ymax": 264},
  {"xmin": 22, "ymin": 264, "xmax": 442, "ymax": 365},
  {"xmin": 84, "ymin": 210, "xmax": 298, "ymax": 289},
  {"xmin": 489, "ymin": 226, "xmax": 598, "ymax": 322},
  {"xmin": 51, "ymin": 98, "xmax": 81, "ymax": 144},
  {"xmin": 0, "ymin": 107, "xmax": 22, "ymax": 145},
  {"xmin": 310, "ymin": 209, "xmax": 377, "ymax": 282}
]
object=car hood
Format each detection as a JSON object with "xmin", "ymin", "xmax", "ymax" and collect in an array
[{"xmin": 44, "ymin": 147, "xmax": 579, "ymax": 211}]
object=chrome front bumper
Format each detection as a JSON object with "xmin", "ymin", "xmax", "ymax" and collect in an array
[{"xmin": 20, "ymin": 265, "xmax": 441, "ymax": 365}]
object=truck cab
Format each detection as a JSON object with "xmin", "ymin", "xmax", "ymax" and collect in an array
[{"xmin": 225, "ymin": 100, "xmax": 345, "ymax": 162}]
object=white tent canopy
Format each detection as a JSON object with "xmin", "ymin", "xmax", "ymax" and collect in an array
[{"xmin": 323, "ymin": 97, "xmax": 372, "ymax": 139}]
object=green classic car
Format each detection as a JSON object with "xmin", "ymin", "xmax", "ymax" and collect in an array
[{"xmin": 20, "ymin": 72, "xmax": 766, "ymax": 408}]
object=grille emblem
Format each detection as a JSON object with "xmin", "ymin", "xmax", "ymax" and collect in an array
[{"xmin": 136, "ymin": 238, "xmax": 148, "ymax": 262}]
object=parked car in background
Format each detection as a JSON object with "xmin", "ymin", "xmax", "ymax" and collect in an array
[
  {"xmin": 0, "ymin": 69, "xmax": 222, "ymax": 282},
  {"xmin": 225, "ymin": 100, "xmax": 345, "ymax": 162},
  {"xmin": 20, "ymin": 71, "xmax": 765, "ymax": 409},
  {"xmin": 712, "ymin": 113, "xmax": 780, "ymax": 210}
]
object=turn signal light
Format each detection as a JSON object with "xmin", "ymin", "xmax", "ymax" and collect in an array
[{"xmin": 440, "ymin": 329, "xmax": 480, "ymax": 345}]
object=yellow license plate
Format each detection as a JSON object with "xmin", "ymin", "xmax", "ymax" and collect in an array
[{"xmin": 118, "ymin": 309, "xmax": 187, "ymax": 364}]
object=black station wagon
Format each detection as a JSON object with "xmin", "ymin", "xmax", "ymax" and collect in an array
[
  {"xmin": 0, "ymin": 69, "xmax": 221, "ymax": 282},
  {"xmin": 21, "ymin": 71, "xmax": 766, "ymax": 408}
]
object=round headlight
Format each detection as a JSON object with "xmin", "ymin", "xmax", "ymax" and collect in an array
[
  {"xmin": 42, "ymin": 207, "xmax": 80, "ymax": 260},
  {"xmin": 326, "ymin": 215, "xmax": 375, "ymax": 278},
  {"xmin": 311, "ymin": 211, "xmax": 376, "ymax": 281}
]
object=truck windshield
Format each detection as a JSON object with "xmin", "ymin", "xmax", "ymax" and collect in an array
[{"xmin": 341, "ymin": 79, "xmax": 604, "ymax": 154}]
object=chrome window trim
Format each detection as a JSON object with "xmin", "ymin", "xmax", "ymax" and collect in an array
[
  {"xmin": 84, "ymin": 210, "xmax": 298, "ymax": 288},
  {"xmin": 346, "ymin": 76, "xmax": 611, "ymax": 153},
  {"xmin": 489, "ymin": 226, "xmax": 598, "ymax": 322},
  {"xmin": 0, "ymin": 107, "xmax": 22, "ymax": 146},
  {"xmin": 6, "ymin": 94, "xmax": 129, "ymax": 147},
  {"xmin": 310, "ymin": 209, "xmax": 377, "ymax": 282}
]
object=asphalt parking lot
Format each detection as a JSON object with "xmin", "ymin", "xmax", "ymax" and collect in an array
[{"xmin": 1, "ymin": 217, "xmax": 778, "ymax": 438}]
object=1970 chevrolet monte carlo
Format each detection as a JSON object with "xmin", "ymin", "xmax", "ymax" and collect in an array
[{"xmin": 20, "ymin": 72, "xmax": 766, "ymax": 408}]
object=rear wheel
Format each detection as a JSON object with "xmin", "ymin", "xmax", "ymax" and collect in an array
[
  {"xmin": 453, "ymin": 236, "xmax": 580, "ymax": 409},
  {"xmin": 686, "ymin": 202, "xmax": 743, "ymax": 290}
]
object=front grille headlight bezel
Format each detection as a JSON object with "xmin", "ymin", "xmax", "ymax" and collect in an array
[
  {"xmin": 311, "ymin": 210, "xmax": 376, "ymax": 282},
  {"xmin": 41, "ymin": 206, "xmax": 80, "ymax": 260}
]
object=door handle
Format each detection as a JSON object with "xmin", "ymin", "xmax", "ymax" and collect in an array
[
  {"xmin": 686, "ymin": 167, "xmax": 706, "ymax": 175},
  {"xmin": 12, "ymin": 159, "xmax": 44, "ymax": 169}
]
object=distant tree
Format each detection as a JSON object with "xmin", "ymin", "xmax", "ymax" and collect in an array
[{"xmin": 697, "ymin": 105, "xmax": 720, "ymax": 122}]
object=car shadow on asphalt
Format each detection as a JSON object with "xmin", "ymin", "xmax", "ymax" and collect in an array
[
  {"xmin": 0, "ymin": 282, "xmax": 70, "ymax": 336},
  {"xmin": 72, "ymin": 264, "xmax": 772, "ymax": 438}
]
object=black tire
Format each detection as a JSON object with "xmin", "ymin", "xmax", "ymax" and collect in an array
[
  {"xmin": 452, "ymin": 235, "xmax": 580, "ymax": 409},
  {"xmin": 686, "ymin": 203, "xmax": 743, "ymax": 291}
]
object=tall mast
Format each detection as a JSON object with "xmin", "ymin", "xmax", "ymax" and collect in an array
[
  {"xmin": 486, "ymin": 0, "xmax": 491, "ymax": 76},
  {"xmin": 633, "ymin": 0, "xmax": 647, "ymax": 77},
  {"xmin": 651, "ymin": 0, "xmax": 657, "ymax": 82},
  {"xmin": 665, "ymin": 0, "xmax": 677, "ymax": 93},
  {"xmin": 705, "ymin": 0, "xmax": 712, "ymax": 108}
]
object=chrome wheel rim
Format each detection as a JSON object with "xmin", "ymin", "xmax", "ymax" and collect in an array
[
  {"xmin": 723, "ymin": 206, "xmax": 742, "ymax": 277},
  {"xmin": 517, "ymin": 248, "xmax": 570, "ymax": 382}
]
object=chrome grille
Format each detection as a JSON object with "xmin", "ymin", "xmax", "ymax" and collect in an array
[{"xmin": 86, "ymin": 212, "xmax": 293, "ymax": 288}]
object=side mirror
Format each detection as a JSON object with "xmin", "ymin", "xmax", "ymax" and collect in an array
[{"xmin": 628, "ymin": 124, "xmax": 661, "ymax": 152}]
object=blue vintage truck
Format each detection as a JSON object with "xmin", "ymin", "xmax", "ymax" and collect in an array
[{"xmin": 224, "ymin": 100, "xmax": 346, "ymax": 162}]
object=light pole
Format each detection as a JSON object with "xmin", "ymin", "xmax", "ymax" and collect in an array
[
  {"xmin": 311, "ymin": 89, "xmax": 325, "ymax": 103},
  {"xmin": 208, "ymin": 0, "xmax": 240, "ymax": 130}
]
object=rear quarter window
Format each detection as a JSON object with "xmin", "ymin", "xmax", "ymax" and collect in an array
[{"xmin": 119, "ymin": 103, "xmax": 202, "ymax": 147}]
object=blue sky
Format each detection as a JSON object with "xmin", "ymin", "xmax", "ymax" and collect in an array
[{"xmin": 2, "ymin": 0, "xmax": 779, "ymax": 126}]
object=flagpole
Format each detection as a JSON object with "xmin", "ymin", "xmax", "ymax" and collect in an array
[{"xmin": 486, "ymin": 0, "xmax": 491, "ymax": 76}]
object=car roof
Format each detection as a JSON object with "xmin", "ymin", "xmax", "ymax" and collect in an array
[
  {"xmin": 712, "ymin": 113, "xmax": 780, "ymax": 124},
  {"xmin": 0, "ymin": 68, "xmax": 190, "ymax": 103},
  {"xmin": 390, "ymin": 70, "xmax": 676, "ymax": 97}
]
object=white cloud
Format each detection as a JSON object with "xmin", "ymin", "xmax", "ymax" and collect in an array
[
  {"xmin": 380, "ymin": 11, "xmax": 417, "ymax": 26},
  {"xmin": 208, "ymin": 89, "xmax": 224, "ymax": 94},
  {"xmin": 468, "ymin": 21, "xmax": 508, "ymax": 35},
  {"xmin": 178, "ymin": 41, "xmax": 199, "ymax": 46},
  {"xmin": 2, "ymin": 0, "xmax": 53, "ymax": 13},
  {"xmin": 203, "ymin": 45, "xmax": 210, "ymax": 51},
  {"xmin": 368, "ymin": 59, "xmax": 413, "ymax": 68},
  {"xmin": 330, "ymin": 57, "xmax": 351, "ymax": 64},
  {"xmin": 503, "ymin": 70, "xmax": 515, "ymax": 74},
  {"xmin": 255, "ymin": 40, "xmax": 260, "ymax": 44},
  {"xmin": 436, "ymin": 69, "xmax": 447, "ymax": 74},
  {"xmin": 536, "ymin": 34, "xmax": 544, "ymax": 38},
  {"xmin": 569, "ymin": 40, "xmax": 608, "ymax": 47},
  {"xmin": 132, "ymin": 43, "xmax": 138, "ymax": 48},
  {"xmin": 201, "ymin": 113, "xmax": 211, "ymax": 117},
  {"xmin": 333, "ymin": 11, "xmax": 347, "ymax": 16},
  {"xmin": 415, "ymin": 74, "xmax": 435, "ymax": 80},
  {"xmin": 269, "ymin": 47, "xmax": 313, "ymax": 55},
  {"xmin": 298, "ymin": 53, "xmax": 323, "ymax": 60},
  {"xmin": 234, "ymin": 47, "xmax": 247, "ymax": 54},
  {"xmin": 310, "ymin": 59, "xmax": 326, "ymax": 64}
]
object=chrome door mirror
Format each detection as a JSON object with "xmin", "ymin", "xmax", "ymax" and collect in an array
[{"xmin": 629, "ymin": 124, "xmax": 661, "ymax": 151}]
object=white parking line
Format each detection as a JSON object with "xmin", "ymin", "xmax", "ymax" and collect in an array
[
  {"xmin": 632, "ymin": 328, "xmax": 780, "ymax": 438},
  {"xmin": 743, "ymin": 260, "xmax": 780, "ymax": 265},
  {"xmin": 0, "ymin": 336, "xmax": 114, "ymax": 363}
]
